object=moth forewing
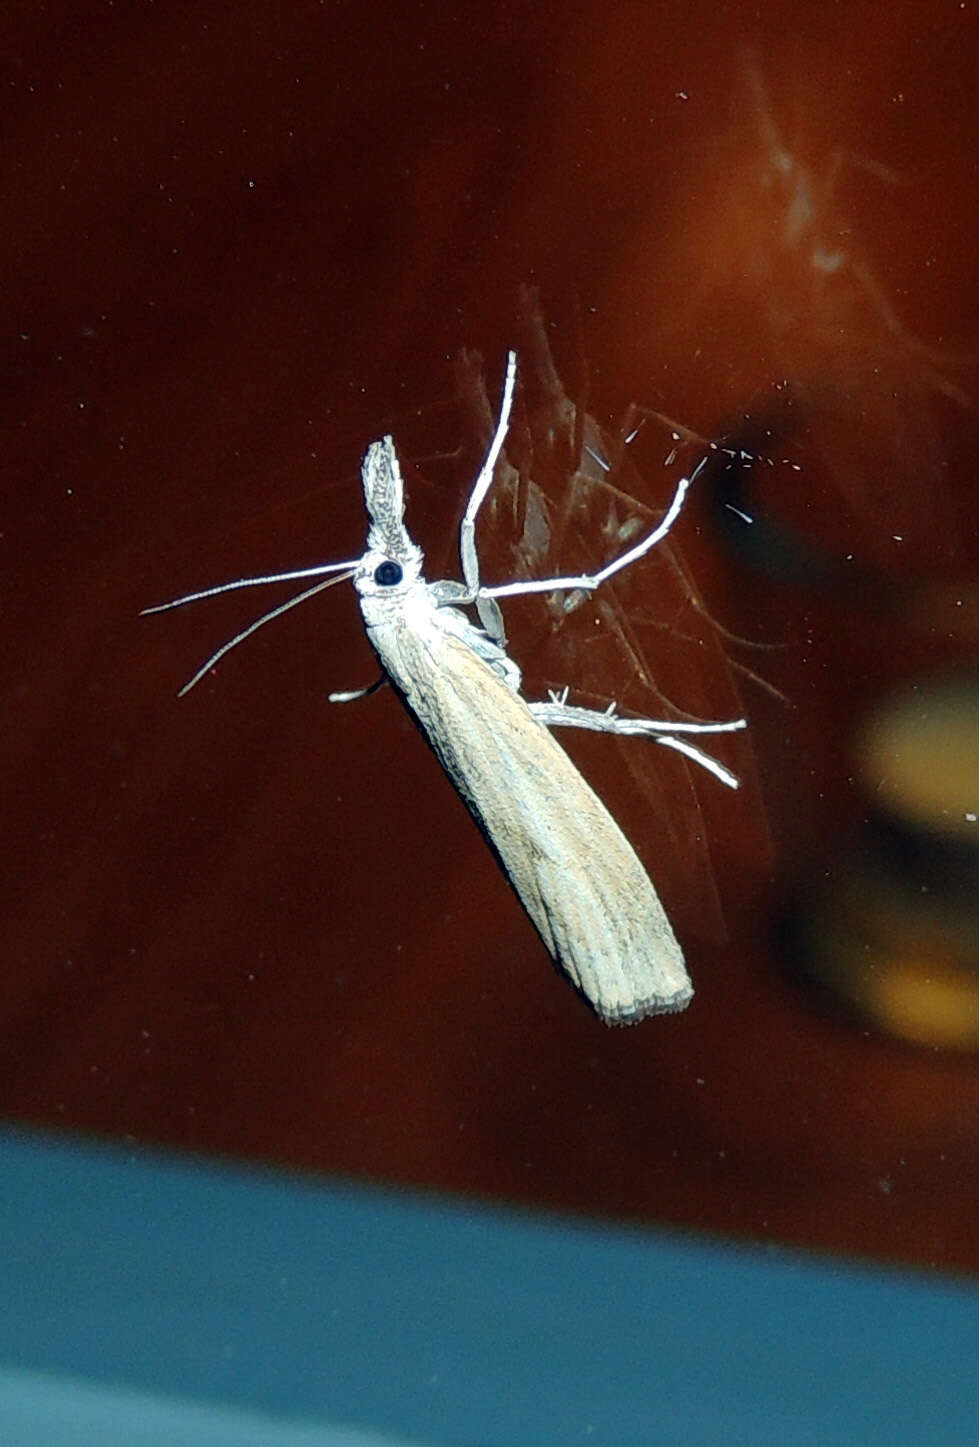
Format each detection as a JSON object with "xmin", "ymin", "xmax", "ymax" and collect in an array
[{"xmin": 359, "ymin": 596, "xmax": 692, "ymax": 1023}]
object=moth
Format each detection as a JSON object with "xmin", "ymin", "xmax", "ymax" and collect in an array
[{"xmin": 145, "ymin": 353, "xmax": 746, "ymax": 1024}]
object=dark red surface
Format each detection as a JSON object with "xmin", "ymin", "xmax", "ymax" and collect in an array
[{"xmin": 3, "ymin": 2, "xmax": 978, "ymax": 1272}]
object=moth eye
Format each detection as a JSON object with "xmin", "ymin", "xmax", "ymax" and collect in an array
[{"xmin": 374, "ymin": 559, "xmax": 403, "ymax": 587}]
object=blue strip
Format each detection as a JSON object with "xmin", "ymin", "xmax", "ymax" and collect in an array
[{"xmin": 1, "ymin": 1128, "xmax": 975, "ymax": 1446}]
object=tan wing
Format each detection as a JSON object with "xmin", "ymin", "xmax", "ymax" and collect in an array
[{"xmin": 383, "ymin": 620, "xmax": 692, "ymax": 1024}]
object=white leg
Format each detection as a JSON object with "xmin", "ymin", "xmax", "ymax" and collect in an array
[
  {"xmin": 652, "ymin": 734, "xmax": 742, "ymax": 789},
  {"xmin": 529, "ymin": 692, "xmax": 746, "ymax": 790},
  {"xmin": 329, "ymin": 676, "xmax": 387, "ymax": 704},
  {"xmin": 479, "ymin": 456, "xmax": 705, "ymax": 603},
  {"xmin": 459, "ymin": 350, "xmax": 518, "ymax": 596}
]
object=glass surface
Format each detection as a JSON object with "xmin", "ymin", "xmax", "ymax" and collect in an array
[{"xmin": 2, "ymin": 0, "xmax": 977, "ymax": 1386}]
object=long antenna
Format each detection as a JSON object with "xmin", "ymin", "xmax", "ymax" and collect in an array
[
  {"xmin": 141, "ymin": 557, "xmax": 360, "ymax": 615},
  {"xmin": 169, "ymin": 569, "xmax": 355, "ymax": 696}
]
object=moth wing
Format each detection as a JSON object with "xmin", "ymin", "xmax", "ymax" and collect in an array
[{"xmin": 396, "ymin": 626, "xmax": 692, "ymax": 1024}]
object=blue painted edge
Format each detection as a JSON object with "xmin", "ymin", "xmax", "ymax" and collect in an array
[{"xmin": 1, "ymin": 1126, "xmax": 976, "ymax": 1447}]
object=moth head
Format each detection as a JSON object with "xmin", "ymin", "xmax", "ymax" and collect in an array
[{"xmin": 356, "ymin": 436, "xmax": 424, "ymax": 598}]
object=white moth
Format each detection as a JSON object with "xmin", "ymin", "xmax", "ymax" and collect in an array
[{"xmin": 145, "ymin": 352, "xmax": 746, "ymax": 1025}]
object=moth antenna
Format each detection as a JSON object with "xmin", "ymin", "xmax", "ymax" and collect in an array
[
  {"xmin": 174, "ymin": 569, "xmax": 355, "ymax": 696},
  {"xmin": 141, "ymin": 558, "xmax": 360, "ymax": 616}
]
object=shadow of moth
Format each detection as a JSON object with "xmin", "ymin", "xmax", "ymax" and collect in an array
[{"xmin": 145, "ymin": 353, "xmax": 746, "ymax": 1024}]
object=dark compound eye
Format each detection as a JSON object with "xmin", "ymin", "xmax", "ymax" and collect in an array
[{"xmin": 373, "ymin": 560, "xmax": 403, "ymax": 587}]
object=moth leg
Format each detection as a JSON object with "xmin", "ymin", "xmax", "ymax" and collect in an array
[
  {"xmin": 531, "ymin": 695, "xmax": 746, "ymax": 736},
  {"xmin": 431, "ymin": 578, "xmax": 507, "ymax": 648},
  {"xmin": 652, "ymin": 734, "xmax": 742, "ymax": 789},
  {"xmin": 479, "ymin": 457, "xmax": 703, "ymax": 604},
  {"xmin": 446, "ymin": 350, "xmax": 518, "ymax": 645},
  {"xmin": 528, "ymin": 694, "xmax": 746, "ymax": 789},
  {"xmin": 475, "ymin": 592, "xmax": 507, "ymax": 647},
  {"xmin": 458, "ymin": 350, "xmax": 518, "ymax": 595},
  {"xmin": 329, "ymin": 676, "xmax": 387, "ymax": 704}
]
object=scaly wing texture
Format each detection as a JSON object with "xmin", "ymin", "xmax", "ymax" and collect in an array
[{"xmin": 377, "ymin": 617, "xmax": 691, "ymax": 1024}]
